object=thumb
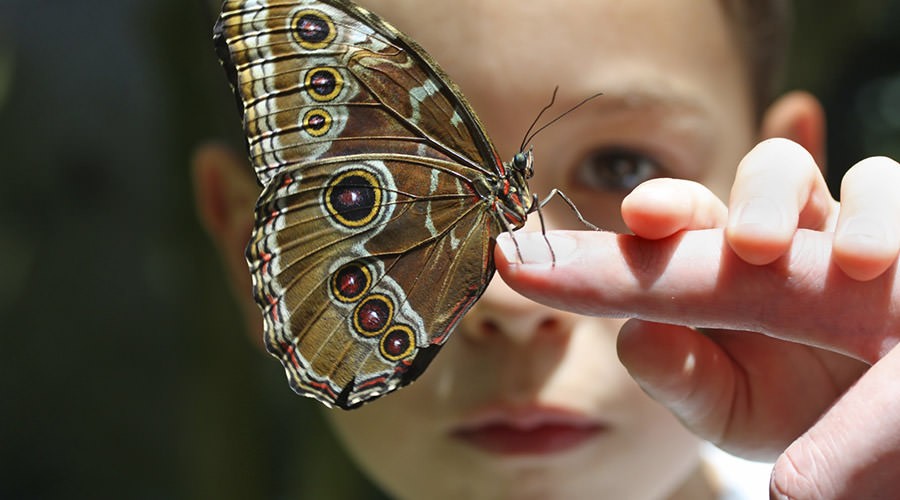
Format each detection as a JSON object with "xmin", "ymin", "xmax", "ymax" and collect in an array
[
  {"xmin": 770, "ymin": 343, "xmax": 900, "ymax": 499},
  {"xmin": 616, "ymin": 319, "xmax": 835, "ymax": 460}
]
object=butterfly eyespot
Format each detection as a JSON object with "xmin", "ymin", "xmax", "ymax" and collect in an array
[
  {"xmin": 324, "ymin": 168, "xmax": 382, "ymax": 228},
  {"xmin": 304, "ymin": 67, "xmax": 344, "ymax": 102},
  {"xmin": 331, "ymin": 262, "xmax": 372, "ymax": 303},
  {"xmin": 302, "ymin": 108, "xmax": 333, "ymax": 137},
  {"xmin": 380, "ymin": 325, "xmax": 415, "ymax": 361},
  {"xmin": 290, "ymin": 9, "xmax": 337, "ymax": 50},
  {"xmin": 353, "ymin": 294, "xmax": 394, "ymax": 337}
]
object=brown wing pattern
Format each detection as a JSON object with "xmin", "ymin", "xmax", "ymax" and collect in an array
[{"xmin": 215, "ymin": 0, "xmax": 505, "ymax": 408}]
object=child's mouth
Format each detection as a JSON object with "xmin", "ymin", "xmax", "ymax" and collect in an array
[{"xmin": 450, "ymin": 405, "xmax": 606, "ymax": 455}]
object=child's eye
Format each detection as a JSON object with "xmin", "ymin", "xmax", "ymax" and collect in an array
[{"xmin": 573, "ymin": 148, "xmax": 662, "ymax": 192}]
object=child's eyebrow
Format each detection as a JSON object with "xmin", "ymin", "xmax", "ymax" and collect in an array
[{"xmin": 583, "ymin": 82, "xmax": 713, "ymax": 119}]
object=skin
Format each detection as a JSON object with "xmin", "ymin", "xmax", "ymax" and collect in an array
[{"xmin": 194, "ymin": 0, "xmax": 900, "ymax": 498}]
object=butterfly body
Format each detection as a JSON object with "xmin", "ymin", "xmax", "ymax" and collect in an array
[{"xmin": 215, "ymin": 0, "xmax": 534, "ymax": 408}]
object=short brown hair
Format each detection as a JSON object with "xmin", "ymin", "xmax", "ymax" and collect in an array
[
  {"xmin": 209, "ymin": 0, "xmax": 792, "ymax": 117},
  {"xmin": 719, "ymin": 0, "xmax": 792, "ymax": 117}
]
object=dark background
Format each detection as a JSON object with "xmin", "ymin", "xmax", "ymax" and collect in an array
[{"xmin": 1, "ymin": 1, "xmax": 898, "ymax": 499}]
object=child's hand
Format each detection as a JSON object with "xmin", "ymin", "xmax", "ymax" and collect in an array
[{"xmin": 495, "ymin": 138, "xmax": 900, "ymax": 499}]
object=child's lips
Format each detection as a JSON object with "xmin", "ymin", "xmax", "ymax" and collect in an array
[{"xmin": 450, "ymin": 405, "xmax": 607, "ymax": 456}]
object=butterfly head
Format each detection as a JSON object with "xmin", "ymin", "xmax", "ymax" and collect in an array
[
  {"xmin": 490, "ymin": 148, "xmax": 535, "ymax": 229},
  {"xmin": 512, "ymin": 148, "xmax": 535, "ymax": 179}
]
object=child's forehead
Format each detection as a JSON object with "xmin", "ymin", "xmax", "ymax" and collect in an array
[
  {"xmin": 360, "ymin": 0, "xmax": 732, "ymax": 42},
  {"xmin": 361, "ymin": 1, "xmax": 746, "ymax": 108},
  {"xmin": 353, "ymin": 0, "xmax": 755, "ymax": 161},
  {"xmin": 359, "ymin": 0, "xmax": 739, "ymax": 82}
]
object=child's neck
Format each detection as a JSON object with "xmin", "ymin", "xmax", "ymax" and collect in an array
[{"xmin": 667, "ymin": 464, "xmax": 719, "ymax": 500}]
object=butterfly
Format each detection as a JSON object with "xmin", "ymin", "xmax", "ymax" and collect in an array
[{"xmin": 214, "ymin": 0, "xmax": 586, "ymax": 409}]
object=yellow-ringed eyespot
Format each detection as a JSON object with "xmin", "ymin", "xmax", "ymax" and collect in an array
[
  {"xmin": 304, "ymin": 67, "xmax": 343, "ymax": 102},
  {"xmin": 324, "ymin": 169, "xmax": 382, "ymax": 228},
  {"xmin": 290, "ymin": 9, "xmax": 337, "ymax": 50},
  {"xmin": 302, "ymin": 108, "xmax": 333, "ymax": 137},
  {"xmin": 380, "ymin": 325, "xmax": 415, "ymax": 361},
  {"xmin": 331, "ymin": 262, "xmax": 372, "ymax": 303},
  {"xmin": 353, "ymin": 294, "xmax": 394, "ymax": 338}
]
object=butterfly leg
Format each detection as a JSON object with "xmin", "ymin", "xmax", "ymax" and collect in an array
[
  {"xmin": 532, "ymin": 194, "xmax": 558, "ymax": 267},
  {"xmin": 538, "ymin": 189, "xmax": 600, "ymax": 231},
  {"xmin": 492, "ymin": 209, "xmax": 527, "ymax": 263},
  {"xmin": 494, "ymin": 199, "xmax": 560, "ymax": 266}
]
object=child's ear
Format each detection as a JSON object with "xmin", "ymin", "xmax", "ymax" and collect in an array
[
  {"xmin": 192, "ymin": 143, "xmax": 257, "ymax": 245},
  {"xmin": 192, "ymin": 143, "xmax": 264, "ymax": 343},
  {"xmin": 760, "ymin": 90, "xmax": 827, "ymax": 170}
]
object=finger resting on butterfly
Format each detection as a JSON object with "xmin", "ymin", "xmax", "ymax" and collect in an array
[
  {"xmin": 621, "ymin": 178, "xmax": 728, "ymax": 239},
  {"xmin": 496, "ymin": 231, "xmax": 577, "ymax": 270},
  {"xmin": 495, "ymin": 228, "xmax": 900, "ymax": 363}
]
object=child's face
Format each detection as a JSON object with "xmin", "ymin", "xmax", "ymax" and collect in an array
[{"xmin": 323, "ymin": 0, "xmax": 758, "ymax": 498}]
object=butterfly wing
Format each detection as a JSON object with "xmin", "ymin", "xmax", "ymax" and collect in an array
[{"xmin": 215, "ymin": 0, "xmax": 508, "ymax": 408}]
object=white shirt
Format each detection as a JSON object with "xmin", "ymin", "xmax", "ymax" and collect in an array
[{"xmin": 702, "ymin": 443, "xmax": 773, "ymax": 500}]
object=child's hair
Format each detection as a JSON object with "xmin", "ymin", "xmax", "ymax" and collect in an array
[
  {"xmin": 206, "ymin": 0, "xmax": 792, "ymax": 118},
  {"xmin": 720, "ymin": 0, "xmax": 792, "ymax": 118}
]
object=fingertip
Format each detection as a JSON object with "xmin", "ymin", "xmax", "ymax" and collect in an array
[
  {"xmin": 832, "ymin": 230, "xmax": 899, "ymax": 282},
  {"xmin": 725, "ymin": 196, "xmax": 795, "ymax": 265},
  {"xmin": 622, "ymin": 180, "xmax": 692, "ymax": 239},
  {"xmin": 622, "ymin": 178, "xmax": 727, "ymax": 239},
  {"xmin": 725, "ymin": 222, "xmax": 794, "ymax": 266},
  {"xmin": 494, "ymin": 232, "xmax": 517, "ymax": 267},
  {"xmin": 832, "ymin": 156, "xmax": 900, "ymax": 282},
  {"xmin": 493, "ymin": 231, "xmax": 582, "ymax": 309},
  {"xmin": 617, "ymin": 320, "xmax": 706, "ymax": 397},
  {"xmin": 495, "ymin": 231, "xmax": 577, "ymax": 270}
]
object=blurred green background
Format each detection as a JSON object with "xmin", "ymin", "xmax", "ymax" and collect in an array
[{"xmin": 1, "ymin": 1, "xmax": 898, "ymax": 499}]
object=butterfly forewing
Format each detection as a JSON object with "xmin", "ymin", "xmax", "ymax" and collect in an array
[
  {"xmin": 218, "ymin": 0, "xmax": 499, "ymax": 182},
  {"xmin": 216, "ymin": 0, "xmax": 516, "ymax": 408}
]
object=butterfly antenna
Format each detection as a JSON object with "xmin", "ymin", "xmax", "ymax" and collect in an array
[
  {"xmin": 519, "ymin": 86, "xmax": 560, "ymax": 153},
  {"xmin": 520, "ymin": 91, "xmax": 604, "ymax": 150}
]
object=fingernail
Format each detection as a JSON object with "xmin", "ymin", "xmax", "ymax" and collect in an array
[
  {"xmin": 496, "ymin": 232, "xmax": 576, "ymax": 267},
  {"xmin": 734, "ymin": 198, "xmax": 786, "ymax": 232},
  {"xmin": 840, "ymin": 216, "xmax": 889, "ymax": 247}
]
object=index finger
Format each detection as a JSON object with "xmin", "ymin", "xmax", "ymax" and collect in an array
[{"xmin": 495, "ymin": 229, "xmax": 900, "ymax": 363}]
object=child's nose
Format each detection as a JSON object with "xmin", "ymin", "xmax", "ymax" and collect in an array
[{"xmin": 461, "ymin": 273, "xmax": 574, "ymax": 346}]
